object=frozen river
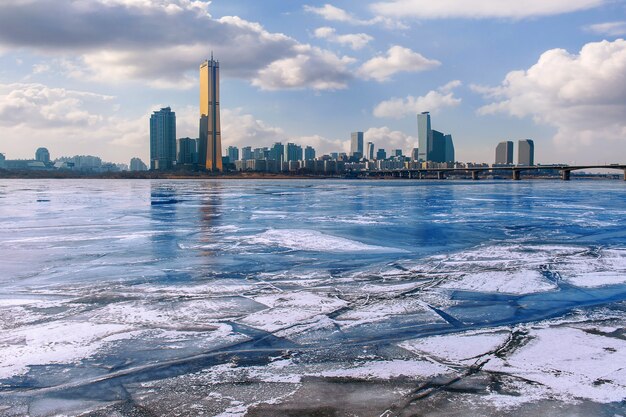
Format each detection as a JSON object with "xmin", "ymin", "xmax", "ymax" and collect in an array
[{"xmin": 0, "ymin": 179, "xmax": 625, "ymax": 416}]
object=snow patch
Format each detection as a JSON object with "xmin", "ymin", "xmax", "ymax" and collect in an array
[{"xmin": 246, "ymin": 229, "xmax": 405, "ymax": 253}]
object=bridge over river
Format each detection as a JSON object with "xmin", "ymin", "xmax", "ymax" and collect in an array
[{"xmin": 364, "ymin": 164, "xmax": 626, "ymax": 181}]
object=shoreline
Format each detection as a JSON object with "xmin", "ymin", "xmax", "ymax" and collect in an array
[{"xmin": 0, "ymin": 170, "xmax": 623, "ymax": 181}]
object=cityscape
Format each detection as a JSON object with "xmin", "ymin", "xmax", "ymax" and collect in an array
[
  {"xmin": 3, "ymin": 56, "xmax": 624, "ymax": 181},
  {"xmin": 0, "ymin": 56, "xmax": 567, "ymax": 178}
]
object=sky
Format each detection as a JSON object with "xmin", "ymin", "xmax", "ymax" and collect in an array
[{"xmin": 0, "ymin": 0, "xmax": 625, "ymax": 165}]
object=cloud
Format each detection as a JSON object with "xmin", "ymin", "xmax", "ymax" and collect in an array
[
  {"xmin": 252, "ymin": 45, "xmax": 355, "ymax": 90},
  {"xmin": 305, "ymin": 4, "xmax": 356, "ymax": 23},
  {"xmin": 0, "ymin": 0, "xmax": 354, "ymax": 91},
  {"xmin": 363, "ymin": 126, "xmax": 418, "ymax": 153},
  {"xmin": 585, "ymin": 21, "xmax": 626, "ymax": 37},
  {"xmin": 373, "ymin": 82, "xmax": 462, "ymax": 118},
  {"xmin": 314, "ymin": 27, "xmax": 373, "ymax": 50},
  {"xmin": 370, "ymin": 0, "xmax": 607, "ymax": 19},
  {"xmin": 473, "ymin": 39, "xmax": 626, "ymax": 153},
  {"xmin": 0, "ymin": 83, "xmax": 113, "ymax": 128},
  {"xmin": 304, "ymin": 4, "xmax": 406, "ymax": 29},
  {"xmin": 357, "ymin": 46, "xmax": 440, "ymax": 82},
  {"xmin": 0, "ymin": 82, "xmax": 149, "ymax": 162},
  {"xmin": 221, "ymin": 109, "xmax": 285, "ymax": 148}
]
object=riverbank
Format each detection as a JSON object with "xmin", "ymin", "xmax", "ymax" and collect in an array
[{"xmin": 0, "ymin": 169, "xmax": 622, "ymax": 180}]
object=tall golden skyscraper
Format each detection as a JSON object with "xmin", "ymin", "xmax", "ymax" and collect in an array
[{"xmin": 199, "ymin": 57, "xmax": 222, "ymax": 171}]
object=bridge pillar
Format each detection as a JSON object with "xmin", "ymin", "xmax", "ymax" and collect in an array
[
  {"xmin": 437, "ymin": 171, "xmax": 445, "ymax": 180},
  {"xmin": 561, "ymin": 170, "xmax": 571, "ymax": 181},
  {"xmin": 471, "ymin": 171, "xmax": 480, "ymax": 181},
  {"xmin": 512, "ymin": 170, "xmax": 521, "ymax": 181}
]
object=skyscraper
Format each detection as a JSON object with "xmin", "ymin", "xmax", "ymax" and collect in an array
[
  {"xmin": 150, "ymin": 107, "xmax": 176, "ymax": 170},
  {"xmin": 241, "ymin": 146, "xmax": 253, "ymax": 161},
  {"xmin": 35, "ymin": 148, "xmax": 50, "ymax": 164},
  {"xmin": 518, "ymin": 139, "xmax": 535, "ymax": 166},
  {"xmin": 376, "ymin": 148, "xmax": 387, "ymax": 160},
  {"xmin": 495, "ymin": 141, "xmax": 514, "ymax": 165},
  {"xmin": 444, "ymin": 134, "xmax": 455, "ymax": 163},
  {"xmin": 130, "ymin": 157, "xmax": 148, "ymax": 171},
  {"xmin": 350, "ymin": 132, "xmax": 364, "ymax": 158},
  {"xmin": 227, "ymin": 146, "xmax": 239, "ymax": 163},
  {"xmin": 304, "ymin": 146, "xmax": 316, "ymax": 161},
  {"xmin": 431, "ymin": 130, "xmax": 446, "ymax": 163},
  {"xmin": 269, "ymin": 142, "xmax": 284, "ymax": 163},
  {"xmin": 417, "ymin": 112, "xmax": 432, "ymax": 162},
  {"xmin": 177, "ymin": 137, "xmax": 197, "ymax": 165},
  {"xmin": 284, "ymin": 143, "xmax": 302, "ymax": 162},
  {"xmin": 199, "ymin": 57, "xmax": 222, "ymax": 171},
  {"xmin": 366, "ymin": 142, "xmax": 375, "ymax": 160},
  {"xmin": 411, "ymin": 148, "xmax": 419, "ymax": 161}
]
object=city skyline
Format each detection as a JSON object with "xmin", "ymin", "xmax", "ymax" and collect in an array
[{"xmin": 0, "ymin": 1, "xmax": 625, "ymax": 165}]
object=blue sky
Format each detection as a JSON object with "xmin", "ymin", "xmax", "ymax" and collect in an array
[{"xmin": 0, "ymin": 0, "xmax": 625, "ymax": 164}]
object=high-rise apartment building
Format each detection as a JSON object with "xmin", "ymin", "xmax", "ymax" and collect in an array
[
  {"xmin": 150, "ymin": 107, "xmax": 176, "ymax": 170},
  {"xmin": 269, "ymin": 142, "xmax": 284, "ymax": 163},
  {"xmin": 130, "ymin": 157, "xmax": 148, "ymax": 171},
  {"xmin": 495, "ymin": 141, "xmax": 514, "ymax": 165},
  {"xmin": 417, "ymin": 112, "xmax": 432, "ymax": 162},
  {"xmin": 350, "ymin": 132, "xmax": 364, "ymax": 158},
  {"xmin": 35, "ymin": 147, "xmax": 50, "ymax": 164},
  {"xmin": 304, "ymin": 146, "xmax": 316, "ymax": 161},
  {"xmin": 411, "ymin": 148, "xmax": 419, "ymax": 161},
  {"xmin": 376, "ymin": 148, "xmax": 387, "ymax": 160},
  {"xmin": 177, "ymin": 137, "xmax": 197, "ymax": 165},
  {"xmin": 366, "ymin": 142, "xmax": 375, "ymax": 160},
  {"xmin": 199, "ymin": 57, "xmax": 222, "ymax": 171},
  {"xmin": 241, "ymin": 146, "xmax": 253, "ymax": 161},
  {"xmin": 227, "ymin": 146, "xmax": 239, "ymax": 163},
  {"xmin": 518, "ymin": 139, "xmax": 535, "ymax": 166},
  {"xmin": 284, "ymin": 143, "xmax": 303, "ymax": 162}
]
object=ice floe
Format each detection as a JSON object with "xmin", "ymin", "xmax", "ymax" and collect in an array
[
  {"xmin": 399, "ymin": 330, "xmax": 510, "ymax": 365},
  {"xmin": 440, "ymin": 270, "xmax": 557, "ymax": 294},
  {"xmin": 246, "ymin": 229, "xmax": 405, "ymax": 253},
  {"xmin": 0, "ymin": 321, "xmax": 132, "ymax": 379},
  {"xmin": 483, "ymin": 326, "xmax": 626, "ymax": 403}
]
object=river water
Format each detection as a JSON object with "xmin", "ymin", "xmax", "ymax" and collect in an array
[{"xmin": 0, "ymin": 179, "xmax": 625, "ymax": 416}]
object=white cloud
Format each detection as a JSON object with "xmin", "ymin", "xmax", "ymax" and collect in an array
[
  {"xmin": 314, "ymin": 27, "xmax": 373, "ymax": 50},
  {"xmin": 370, "ymin": 0, "xmax": 607, "ymax": 19},
  {"xmin": 473, "ymin": 39, "xmax": 626, "ymax": 157},
  {"xmin": 304, "ymin": 4, "xmax": 406, "ymax": 29},
  {"xmin": 0, "ymin": 83, "xmax": 149, "ymax": 162},
  {"xmin": 32, "ymin": 64, "xmax": 50, "ymax": 74},
  {"xmin": 0, "ymin": 83, "xmax": 113, "ymax": 128},
  {"xmin": 373, "ymin": 82, "xmax": 462, "ymax": 118},
  {"xmin": 363, "ymin": 126, "xmax": 418, "ymax": 154},
  {"xmin": 221, "ymin": 108, "xmax": 285, "ymax": 148},
  {"xmin": 585, "ymin": 21, "xmax": 626, "ymax": 36},
  {"xmin": 305, "ymin": 4, "xmax": 355, "ymax": 23},
  {"xmin": 252, "ymin": 46, "xmax": 355, "ymax": 90},
  {"xmin": 358, "ymin": 46, "xmax": 440, "ymax": 82},
  {"xmin": 0, "ymin": 0, "xmax": 354, "ymax": 91}
]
